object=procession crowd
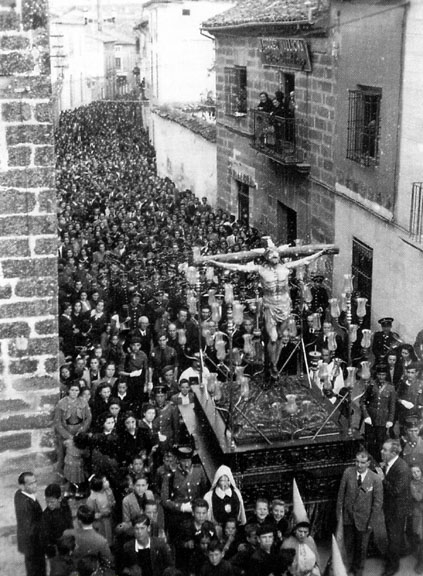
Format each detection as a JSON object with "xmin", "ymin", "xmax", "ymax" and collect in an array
[{"xmin": 14, "ymin": 101, "xmax": 423, "ymax": 576}]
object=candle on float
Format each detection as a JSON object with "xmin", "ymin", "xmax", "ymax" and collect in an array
[
  {"xmin": 232, "ymin": 301, "xmax": 244, "ymax": 325},
  {"xmin": 329, "ymin": 298, "xmax": 340, "ymax": 319},
  {"xmin": 343, "ymin": 274, "xmax": 354, "ymax": 294},
  {"xmin": 287, "ymin": 316, "xmax": 297, "ymax": 338},
  {"xmin": 224, "ymin": 283, "xmax": 234, "ymax": 305},
  {"xmin": 349, "ymin": 324, "xmax": 358, "ymax": 343},
  {"xmin": 361, "ymin": 329, "xmax": 372, "ymax": 349},
  {"xmin": 356, "ymin": 297, "xmax": 368, "ymax": 318}
]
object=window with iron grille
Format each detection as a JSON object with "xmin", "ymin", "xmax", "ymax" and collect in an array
[
  {"xmin": 224, "ymin": 66, "xmax": 247, "ymax": 116},
  {"xmin": 347, "ymin": 86, "xmax": 382, "ymax": 167}
]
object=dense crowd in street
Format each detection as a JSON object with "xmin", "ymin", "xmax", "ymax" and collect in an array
[{"xmin": 14, "ymin": 101, "xmax": 423, "ymax": 576}]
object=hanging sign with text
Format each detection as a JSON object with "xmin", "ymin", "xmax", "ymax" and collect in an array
[
  {"xmin": 260, "ymin": 37, "xmax": 312, "ymax": 72},
  {"xmin": 230, "ymin": 160, "xmax": 257, "ymax": 188}
]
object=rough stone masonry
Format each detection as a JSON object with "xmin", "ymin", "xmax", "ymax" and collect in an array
[{"xmin": 0, "ymin": 0, "xmax": 57, "ymax": 487}]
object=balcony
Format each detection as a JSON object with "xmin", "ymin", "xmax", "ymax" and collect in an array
[
  {"xmin": 251, "ymin": 109, "xmax": 309, "ymax": 172},
  {"xmin": 410, "ymin": 182, "xmax": 423, "ymax": 243}
]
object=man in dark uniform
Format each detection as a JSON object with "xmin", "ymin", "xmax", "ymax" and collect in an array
[
  {"xmin": 360, "ymin": 364, "xmax": 396, "ymax": 461},
  {"xmin": 14, "ymin": 472, "xmax": 46, "ymax": 576},
  {"xmin": 113, "ymin": 271, "xmax": 132, "ymax": 320},
  {"xmin": 308, "ymin": 274, "xmax": 329, "ymax": 318},
  {"xmin": 152, "ymin": 385, "xmax": 179, "ymax": 453},
  {"xmin": 161, "ymin": 446, "xmax": 209, "ymax": 544},
  {"xmin": 372, "ymin": 317, "xmax": 401, "ymax": 362},
  {"xmin": 126, "ymin": 292, "xmax": 144, "ymax": 332},
  {"xmin": 396, "ymin": 362, "xmax": 423, "ymax": 434},
  {"xmin": 401, "ymin": 418, "xmax": 423, "ymax": 469}
]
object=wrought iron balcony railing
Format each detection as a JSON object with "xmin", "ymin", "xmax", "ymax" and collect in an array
[
  {"xmin": 410, "ymin": 182, "xmax": 423, "ymax": 243},
  {"xmin": 251, "ymin": 109, "xmax": 306, "ymax": 167}
]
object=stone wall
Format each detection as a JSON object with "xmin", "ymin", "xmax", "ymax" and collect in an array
[
  {"xmin": 0, "ymin": 0, "xmax": 57, "ymax": 475},
  {"xmin": 214, "ymin": 31, "xmax": 337, "ymax": 244}
]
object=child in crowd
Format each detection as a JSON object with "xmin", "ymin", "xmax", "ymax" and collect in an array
[
  {"xmin": 230, "ymin": 523, "xmax": 258, "ymax": 576},
  {"xmin": 221, "ymin": 518, "xmax": 242, "ymax": 559},
  {"xmin": 247, "ymin": 497, "xmax": 270, "ymax": 526},
  {"xmin": 200, "ymin": 540, "xmax": 234, "ymax": 576},
  {"xmin": 188, "ymin": 530, "xmax": 213, "ymax": 576},
  {"xmin": 269, "ymin": 498, "xmax": 289, "ymax": 543},
  {"xmin": 41, "ymin": 483, "xmax": 73, "ymax": 558}
]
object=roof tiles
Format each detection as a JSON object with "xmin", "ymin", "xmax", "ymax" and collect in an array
[{"xmin": 203, "ymin": 0, "xmax": 330, "ymax": 29}]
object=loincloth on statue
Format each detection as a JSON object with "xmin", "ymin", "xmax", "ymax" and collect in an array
[{"xmin": 263, "ymin": 293, "xmax": 291, "ymax": 325}]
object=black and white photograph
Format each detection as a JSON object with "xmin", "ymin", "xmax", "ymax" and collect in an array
[{"xmin": 0, "ymin": 0, "xmax": 422, "ymax": 575}]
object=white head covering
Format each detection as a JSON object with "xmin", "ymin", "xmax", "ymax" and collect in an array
[{"xmin": 204, "ymin": 464, "xmax": 246, "ymax": 525}]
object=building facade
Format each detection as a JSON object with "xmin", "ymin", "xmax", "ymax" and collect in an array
[
  {"xmin": 203, "ymin": 0, "xmax": 335, "ymax": 245},
  {"xmin": 140, "ymin": 0, "xmax": 235, "ymax": 106},
  {"xmin": 331, "ymin": 0, "xmax": 423, "ymax": 341},
  {"xmin": 205, "ymin": 0, "xmax": 423, "ymax": 341}
]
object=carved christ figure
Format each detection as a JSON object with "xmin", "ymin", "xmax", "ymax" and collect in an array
[{"xmin": 208, "ymin": 245, "xmax": 331, "ymax": 376}]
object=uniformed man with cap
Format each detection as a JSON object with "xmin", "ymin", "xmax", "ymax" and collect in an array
[
  {"xmin": 397, "ymin": 361, "xmax": 423, "ymax": 434},
  {"xmin": 161, "ymin": 446, "xmax": 209, "ymax": 543},
  {"xmin": 372, "ymin": 318, "xmax": 401, "ymax": 362},
  {"xmin": 113, "ymin": 271, "xmax": 132, "ymax": 319},
  {"xmin": 152, "ymin": 385, "xmax": 179, "ymax": 453},
  {"xmin": 308, "ymin": 274, "xmax": 329, "ymax": 317},
  {"xmin": 126, "ymin": 291, "xmax": 144, "ymax": 332},
  {"xmin": 401, "ymin": 418, "xmax": 423, "ymax": 469},
  {"xmin": 360, "ymin": 363, "xmax": 396, "ymax": 461}
]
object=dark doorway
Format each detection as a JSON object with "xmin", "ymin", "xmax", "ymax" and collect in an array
[
  {"xmin": 352, "ymin": 237, "xmax": 373, "ymax": 326},
  {"xmin": 277, "ymin": 201, "xmax": 297, "ymax": 246},
  {"xmin": 237, "ymin": 182, "xmax": 250, "ymax": 226},
  {"xmin": 279, "ymin": 72, "xmax": 295, "ymax": 108}
]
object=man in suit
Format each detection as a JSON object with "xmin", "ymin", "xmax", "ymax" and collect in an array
[
  {"xmin": 14, "ymin": 472, "xmax": 46, "ymax": 576},
  {"xmin": 377, "ymin": 439, "xmax": 411, "ymax": 576},
  {"xmin": 63, "ymin": 505, "xmax": 113, "ymax": 569},
  {"xmin": 336, "ymin": 449, "xmax": 383, "ymax": 576},
  {"xmin": 121, "ymin": 514, "xmax": 173, "ymax": 576}
]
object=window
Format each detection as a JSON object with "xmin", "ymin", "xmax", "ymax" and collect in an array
[
  {"xmin": 182, "ymin": 9, "xmax": 190, "ymax": 16},
  {"xmin": 277, "ymin": 201, "xmax": 297, "ymax": 245},
  {"xmin": 347, "ymin": 86, "xmax": 382, "ymax": 167},
  {"xmin": 115, "ymin": 57, "xmax": 121, "ymax": 70},
  {"xmin": 224, "ymin": 66, "xmax": 247, "ymax": 116}
]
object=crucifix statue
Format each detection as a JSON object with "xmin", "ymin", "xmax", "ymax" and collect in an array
[{"xmin": 195, "ymin": 238, "xmax": 338, "ymax": 377}]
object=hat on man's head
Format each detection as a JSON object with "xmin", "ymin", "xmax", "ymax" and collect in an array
[
  {"xmin": 161, "ymin": 365, "xmax": 174, "ymax": 376},
  {"xmin": 311, "ymin": 274, "xmax": 325, "ymax": 282},
  {"xmin": 153, "ymin": 385, "xmax": 168, "ymax": 395},
  {"xmin": 130, "ymin": 336, "xmax": 142, "ymax": 344},
  {"xmin": 405, "ymin": 418, "xmax": 420, "ymax": 430},
  {"xmin": 375, "ymin": 363, "xmax": 388, "ymax": 374},
  {"xmin": 174, "ymin": 446, "xmax": 194, "ymax": 460},
  {"xmin": 378, "ymin": 317, "xmax": 394, "ymax": 326}
]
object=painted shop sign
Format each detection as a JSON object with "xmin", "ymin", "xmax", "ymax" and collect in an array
[
  {"xmin": 260, "ymin": 37, "xmax": 312, "ymax": 72},
  {"xmin": 230, "ymin": 160, "xmax": 257, "ymax": 188}
]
